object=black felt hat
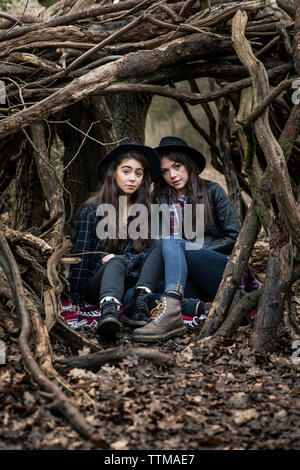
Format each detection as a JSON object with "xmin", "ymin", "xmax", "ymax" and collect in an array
[
  {"xmin": 97, "ymin": 142, "xmax": 161, "ymax": 181},
  {"xmin": 155, "ymin": 136, "xmax": 206, "ymax": 173}
]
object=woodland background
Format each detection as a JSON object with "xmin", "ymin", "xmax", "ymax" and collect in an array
[{"xmin": 0, "ymin": 0, "xmax": 299, "ymax": 450}]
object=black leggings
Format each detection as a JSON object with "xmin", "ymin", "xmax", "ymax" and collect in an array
[
  {"xmin": 85, "ymin": 257, "xmax": 134, "ymax": 305},
  {"xmin": 85, "ymin": 241, "xmax": 163, "ymax": 306}
]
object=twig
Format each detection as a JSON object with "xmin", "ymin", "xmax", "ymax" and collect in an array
[
  {"xmin": 255, "ymin": 35, "xmax": 280, "ymax": 57},
  {"xmin": 145, "ymin": 15, "xmax": 224, "ymax": 38},
  {"xmin": 99, "ymin": 0, "xmax": 161, "ymax": 24},
  {"xmin": 277, "ymin": 0, "xmax": 296, "ymax": 20},
  {"xmin": 62, "ymin": 120, "xmax": 102, "ymax": 172},
  {"xmin": 173, "ymin": 84, "xmax": 220, "ymax": 156},
  {"xmin": 47, "ymin": 119, "xmax": 108, "ymax": 148},
  {"xmin": 213, "ymin": 288, "xmax": 262, "ymax": 339},
  {"xmin": 2, "ymin": 223, "xmax": 53, "ymax": 255},
  {"xmin": 242, "ymin": 78, "xmax": 294, "ymax": 127},
  {"xmin": 1, "ymin": 0, "xmax": 156, "ymax": 41},
  {"xmin": 158, "ymin": 3, "xmax": 180, "ymax": 21},
  {"xmin": 199, "ymin": 202, "xmax": 261, "ymax": 338},
  {"xmin": 0, "ymin": 76, "xmax": 26, "ymax": 109},
  {"xmin": 251, "ymin": 216, "xmax": 293, "ymax": 352},
  {"xmin": 67, "ymin": 251, "xmax": 110, "ymax": 256},
  {"xmin": 66, "ymin": 12, "xmax": 147, "ymax": 74},
  {"xmin": 277, "ymin": 20, "xmax": 293, "ymax": 57},
  {"xmin": 22, "ymin": 128, "xmax": 73, "ymax": 221},
  {"xmin": 9, "ymin": 52, "xmax": 63, "ymax": 73},
  {"xmin": 180, "ymin": 0, "xmax": 201, "ymax": 18},
  {"xmin": 0, "ymin": 12, "xmax": 24, "ymax": 26},
  {"xmin": 0, "ymin": 0, "xmax": 29, "ymax": 40}
]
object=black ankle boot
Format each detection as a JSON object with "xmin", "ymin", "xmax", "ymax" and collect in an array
[
  {"xmin": 121, "ymin": 288, "xmax": 151, "ymax": 327},
  {"xmin": 97, "ymin": 300, "xmax": 122, "ymax": 341}
]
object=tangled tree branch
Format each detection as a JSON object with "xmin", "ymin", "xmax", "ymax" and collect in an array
[{"xmin": 0, "ymin": 221, "xmax": 104, "ymax": 442}]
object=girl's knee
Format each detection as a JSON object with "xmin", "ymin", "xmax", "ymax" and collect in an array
[
  {"xmin": 105, "ymin": 255, "xmax": 127, "ymax": 270},
  {"xmin": 115, "ymin": 255, "xmax": 127, "ymax": 263}
]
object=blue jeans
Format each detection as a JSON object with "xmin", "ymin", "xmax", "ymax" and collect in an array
[
  {"xmin": 123, "ymin": 238, "xmax": 229, "ymax": 317},
  {"xmin": 163, "ymin": 237, "xmax": 228, "ymax": 300}
]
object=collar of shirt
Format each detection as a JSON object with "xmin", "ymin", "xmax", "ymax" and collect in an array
[{"xmin": 167, "ymin": 187, "xmax": 187, "ymax": 207}]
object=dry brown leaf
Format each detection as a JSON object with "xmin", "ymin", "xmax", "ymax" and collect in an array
[
  {"xmin": 110, "ymin": 438, "xmax": 129, "ymax": 450},
  {"xmin": 233, "ymin": 409, "xmax": 259, "ymax": 426}
]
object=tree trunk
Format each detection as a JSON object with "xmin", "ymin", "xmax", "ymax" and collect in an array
[
  {"xmin": 251, "ymin": 215, "xmax": 293, "ymax": 352},
  {"xmin": 57, "ymin": 102, "xmax": 101, "ymax": 234},
  {"xmin": 31, "ymin": 121, "xmax": 65, "ymax": 245},
  {"xmin": 11, "ymin": 144, "xmax": 45, "ymax": 231},
  {"xmin": 106, "ymin": 93, "xmax": 152, "ymax": 144}
]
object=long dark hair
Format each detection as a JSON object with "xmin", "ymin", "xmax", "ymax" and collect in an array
[
  {"xmin": 81, "ymin": 151, "xmax": 152, "ymax": 253},
  {"xmin": 152, "ymin": 151, "xmax": 213, "ymax": 228}
]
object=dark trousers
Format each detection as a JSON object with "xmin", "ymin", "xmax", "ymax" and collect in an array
[
  {"xmin": 85, "ymin": 241, "xmax": 163, "ymax": 306},
  {"xmin": 85, "ymin": 257, "xmax": 135, "ymax": 305}
]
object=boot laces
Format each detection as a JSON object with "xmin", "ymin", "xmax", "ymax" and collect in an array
[
  {"xmin": 150, "ymin": 298, "xmax": 167, "ymax": 321},
  {"xmin": 135, "ymin": 290, "xmax": 150, "ymax": 311},
  {"xmin": 101, "ymin": 300, "xmax": 119, "ymax": 315}
]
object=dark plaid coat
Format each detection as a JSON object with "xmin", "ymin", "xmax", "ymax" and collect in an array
[{"xmin": 67, "ymin": 203, "xmax": 153, "ymax": 306}]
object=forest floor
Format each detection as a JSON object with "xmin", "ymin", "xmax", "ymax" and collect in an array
[{"xmin": 0, "ymin": 232, "xmax": 300, "ymax": 451}]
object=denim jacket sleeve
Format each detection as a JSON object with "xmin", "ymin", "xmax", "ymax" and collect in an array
[{"xmin": 204, "ymin": 183, "xmax": 240, "ymax": 254}]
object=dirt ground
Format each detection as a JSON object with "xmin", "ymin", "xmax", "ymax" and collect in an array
[{"xmin": 0, "ymin": 236, "xmax": 299, "ymax": 451}]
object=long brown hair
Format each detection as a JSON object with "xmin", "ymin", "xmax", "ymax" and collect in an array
[
  {"xmin": 81, "ymin": 151, "xmax": 152, "ymax": 253},
  {"xmin": 152, "ymin": 151, "xmax": 213, "ymax": 228}
]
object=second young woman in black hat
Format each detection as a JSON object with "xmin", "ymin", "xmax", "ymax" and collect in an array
[
  {"xmin": 130, "ymin": 136, "xmax": 242, "ymax": 343},
  {"xmin": 67, "ymin": 142, "xmax": 161, "ymax": 342}
]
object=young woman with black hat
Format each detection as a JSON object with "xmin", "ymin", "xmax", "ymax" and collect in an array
[
  {"xmin": 67, "ymin": 142, "xmax": 161, "ymax": 342},
  {"xmin": 130, "ymin": 136, "xmax": 242, "ymax": 343}
]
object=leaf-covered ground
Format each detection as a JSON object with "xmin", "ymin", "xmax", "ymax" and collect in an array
[{"xmin": 0, "ymin": 238, "xmax": 299, "ymax": 450}]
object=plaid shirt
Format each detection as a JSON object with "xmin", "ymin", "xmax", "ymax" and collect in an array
[
  {"xmin": 168, "ymin": 188, "xmax": 187, "ymax": 238},
  {"xmin": 67, "ymin": 203, "xmax": 152, "ymax": 306}
]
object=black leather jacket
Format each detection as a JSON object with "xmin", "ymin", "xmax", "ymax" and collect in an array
[{"xmin": 155, "ymin": 180, "xmax": 240, "ymax": 255}]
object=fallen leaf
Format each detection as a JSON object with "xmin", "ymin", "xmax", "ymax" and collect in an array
[
  {"xmin": 78, "ymin": 346, "xmax": 91, "ymax": 356},
  {"xmin": 68, "ymin": 368, "xmax": 89, "ymax": 379},
  {"xmin": 192, "ymin": 396, "xmax": 203, "ymax": 404},
  {"xmin": 181, "ymin": 346, "xmax": 194, "ymax": 362},
  {"xmin": 233, "ymin": 409, "xmax": 259, "ymax": 426},
  {"xmin": 110, "ymin": 438, "xmax": 129, "ymax": 450}
]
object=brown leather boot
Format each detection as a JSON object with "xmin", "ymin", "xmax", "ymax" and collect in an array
[{"xmin": 131, "ymin": 294, "xmax": 186, "ymax": 343}]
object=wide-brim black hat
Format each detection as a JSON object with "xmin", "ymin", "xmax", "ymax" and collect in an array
[
  {"xmin": 155, "ymin": 136, "xmax": 206, "ymax": 173},
  {"xmin": 97, "ymin": 142, "xmax": 161, "ymax": 182}
]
